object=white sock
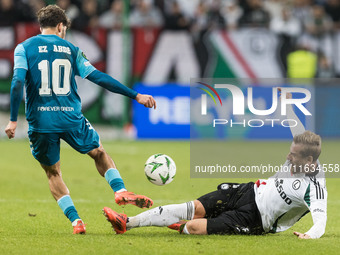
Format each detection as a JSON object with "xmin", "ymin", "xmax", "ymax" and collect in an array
[
  {"xmin": 182, "ymin": 224, "xmax": 190, "ymax": 235},
  {"xmin": 71, "ymin": 219, "xmax": 82, "ymax": 226},
  {"xmin": 116, "ymin": 188, "xmax": 127, "ymax": 193},
  {"xmin": 127, "ymin": 201, "xmax": 195, "ymax": 229}
]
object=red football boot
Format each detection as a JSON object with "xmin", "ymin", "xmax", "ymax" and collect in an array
[
  {"xmin": 115, "ymin": 191, "xmax": 153, "ymax": 208},
  {"xmin": 102, "ymin": 207, "xmax": 127, "ymax": 234},
  {"xmin": 72, "ymin": 219, "xmax": 86, "ymax": 234}
]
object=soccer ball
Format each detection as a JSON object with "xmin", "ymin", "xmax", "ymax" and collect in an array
[{"xmin": 144, "ymin": 154, "xmax": 176, "ymax": 186}]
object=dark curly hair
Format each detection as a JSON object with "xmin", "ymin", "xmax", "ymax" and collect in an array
[{"xmin": 37, "ymin": 5, "xmax": 71, "ymax": 29}]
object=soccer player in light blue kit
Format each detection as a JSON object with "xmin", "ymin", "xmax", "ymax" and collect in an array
[{"xmin": 5, "ymin": 5, "xmax": 156, "ymax": 234}]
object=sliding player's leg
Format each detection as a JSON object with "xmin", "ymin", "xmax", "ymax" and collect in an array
[
  {"xmin": 102, "ymin": 200, "xmax": 205, "ymax": 234},
  {"xmin": 185, "ymin": 207, "xmax": 264, "ymax": 236},
  {"xmin": 103, "ymin": 182, "xmax": 263, "ymax": 235},
  {"xmin": 102, "ymin": 184, "xmax": 239, "ymax": 234},
  {"xmin": 28, "ymin": 131, "xmax": 85, "ymax": 234},
  {"xmin": 170, "ymin": 183, "xmax": 254, "ymax": 234},
  {"xmin": 183, "ymin": 182, "xmax": 264, "ymax": 235},
  {"xmin": 167, "ymin": 199, "xmax": 206, "ymax": 231},
  {"xmin": 102, "ymin": 199, "xmax": 259, "ymax": 235},
  {"xmin": 184, "ymin": 211, "xmax": 244, "ymax": 235}
]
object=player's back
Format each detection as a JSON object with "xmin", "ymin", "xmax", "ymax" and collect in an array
[{"xmin": 17, "ymin": 34, "xmax": 94, "ymax": 133}]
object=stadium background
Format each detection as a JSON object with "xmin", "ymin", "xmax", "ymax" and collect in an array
[{"xmin": 0, "ymin": 0, "xmax": 340, "ymax": 139}]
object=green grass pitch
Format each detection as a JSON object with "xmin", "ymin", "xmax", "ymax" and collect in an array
[{"xmin": 0, "ymin": 139, "xmax": 339, "ymax": 255}]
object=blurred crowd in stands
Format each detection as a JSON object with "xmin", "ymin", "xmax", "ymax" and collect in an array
[
  {"xmin": 1, "ymin": 0, "xmax": 340, "ymax": 78},
  {"xmin": 1, "ymin": 0, "xmax": 339, "ymax": 32}
]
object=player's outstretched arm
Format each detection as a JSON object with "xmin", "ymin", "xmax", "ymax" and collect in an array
[
  {"xmin": 5, "ymin": 68, "xmax": 26, "ymax": 139},
  {"xmin": 293, "ymin": 211, "xmax": 326, "ymax": 239},
  {"xmin": 294, "ymin": 184, "xmax": 328, "ymax": 239},
  {"xmin": 278, "ymin": 87, "xmax": 306, "ymax": 137},
  {"xmin": 86, "ymin": 70, "xmax": 156, "ymax": 109}
]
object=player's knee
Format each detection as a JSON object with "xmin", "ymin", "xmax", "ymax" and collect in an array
[
  {"xmin": 185, "ymin": 222, "xmax": 194, "ymax": 234},
  {"xmin": 194, "ymin": 200, "xmax": 206, "ymax": 218},
  {"xmin": 89, "ymin": 145, "xmax": 106, "ymax": 161},
  {"xmin": 185, "ymin": 221, "xmax": 200, "ymax": 234},
  {"xmin": 45, "ymin": 168, "xmax": 60, "ymax": 178},
  {"xmin": 96, "ymin": 147, "xmax": 106, "ymax": 159},
  {"xmin": 41, "ymin": 163, "xmax": 60, "ymax": 178},
  {"xmin": 186, "ymin": 220, "xmax": 208, "ymax": 235}
]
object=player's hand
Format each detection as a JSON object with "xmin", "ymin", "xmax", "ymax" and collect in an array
[
  {"xmin": 136, "ymin": 94, "xmax": 157, "ymax": 109},
  {"xmin": 278, "ymin": 87, "xmax": 292, "ymax": 99},
  {"xmin": 293, "ymin": 231, "xmax": 311, "ymax": 239},
  {"xmin": 5, "ymin": 121, "xmax": 17, "ymax": 139}
]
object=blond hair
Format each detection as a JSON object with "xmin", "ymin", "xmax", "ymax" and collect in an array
[{"xmin": 293, "ymin": 131, "xmax": 321, "ymax": 162}]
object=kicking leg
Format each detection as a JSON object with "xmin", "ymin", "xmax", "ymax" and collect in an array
[
  {"xmin": 41, "ymin": 162, "xmax": 85, "ymax": 234},
  {"xmin": 88, "ymin": 144, "xmax": 126, "ymax": 193},
  {"xmin": 87, "ymin": 144, "xmax": 116, "ymax": 177},
  {"xmin": 88, "ymin": 143, "xmax": 153, "ymax": 208}
]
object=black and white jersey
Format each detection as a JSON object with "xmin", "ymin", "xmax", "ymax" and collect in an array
[{"xmin": 254, "ymin": 160, "xmax": 327, "ymax": 239}]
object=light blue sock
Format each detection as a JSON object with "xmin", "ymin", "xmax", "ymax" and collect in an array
[
  {"xmin": 105, "ymin": 168, "xmax": 126, "ymax": 192},
  {"xmin": 57, "ymin": 195, "xmax": 80, "ymax": 223}
]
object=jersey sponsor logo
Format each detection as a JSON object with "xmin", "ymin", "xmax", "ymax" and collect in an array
[
  {"xmin": 38, "ymin": 46, "xmax": 48, "ymax": 53},
  {"xmin": 292, "ymin": 180, "xmax": 301, "ymax": 190},
  {"xmin": 37, "ymin": 106, "xmax": 74, "ymax": 112},
  {"xmin": 275, "ymin": 178, "xmax": 292, "ymax": 205}
]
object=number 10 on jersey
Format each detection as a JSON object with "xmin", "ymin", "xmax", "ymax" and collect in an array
[{"xmin": 38, "ymin": 59, "xmax": 71, "ymax": 96}]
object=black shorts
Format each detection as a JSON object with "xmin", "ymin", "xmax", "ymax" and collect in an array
[{"xmin": 197, "ymin": 182, "xmax": 264, "ymax": 235}]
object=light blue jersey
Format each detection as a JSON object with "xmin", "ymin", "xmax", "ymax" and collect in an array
[{"xmin": 14, "ymin": 34, "xmax": 96, "ymax": 132}]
